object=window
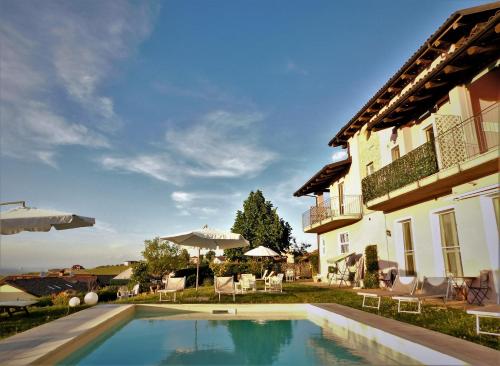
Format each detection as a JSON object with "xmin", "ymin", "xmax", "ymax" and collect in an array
[
  {"xmin": 321, "ymin": 239, "xmax": 326, "ymax": 255},
  {"xmin": 424, "ymin": 125, "xmax": 435, "ymax": 142},
  {"xmin": 391, "ymin": 146, "xmax": 400, "ymax": 161},
  {"xmin": 438, "ymin": 211, "xmax": 463, "ymax": 277},
  {"xmin": 339, "ymin": 233, "xmax": 349, "ymax": 254},
  {"xmin": 401, "ymin": 220, "xmax": 416, "ymax": 275},
  {"xmin": 366, "ymin": 162, "xmax": 374, "ymax": 176}
]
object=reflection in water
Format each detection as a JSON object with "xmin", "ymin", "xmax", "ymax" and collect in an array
[{"xmin": 161, "ymin": 320, "xmax": 293, "ymax": 365}]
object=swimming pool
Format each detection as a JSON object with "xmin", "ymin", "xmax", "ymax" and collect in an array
[{"xmin": 59, "ymin": 306, "xmax": 418, "ymax": 365}]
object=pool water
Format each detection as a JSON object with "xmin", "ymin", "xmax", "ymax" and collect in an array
[{"xmin": 60, "ymin": 316, "xmax": 417, "ymax": 365}]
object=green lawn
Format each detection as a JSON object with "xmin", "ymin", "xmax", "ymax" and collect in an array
[
  {"xmin": 73, "ymin": 265, "xmax": 129, "ymax": 276},
  {"xmin": 1, "ymin": 283, "xmax": 498, "ymax": 350}
]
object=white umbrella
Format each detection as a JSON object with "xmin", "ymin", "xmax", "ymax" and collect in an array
[
  {"xmin": 0, "ymin": 201, "xmax": 95, "ymax": 235},
  {"xmin": 244, "ymin": 245, "xmax": 280, "ymax": 276},
  {"xmin": 113, "ymin": 268, "xmax": 133, "ymax": 280},
  {"xmin": 161, "ymin": 225, "xmax": 249, "ymax": 291}
]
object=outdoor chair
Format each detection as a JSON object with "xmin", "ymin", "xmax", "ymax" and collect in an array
[
  {"xmin": 117, "ymin": 283, "xmax": 140, "ymax": 299},
  {"xmin": 263, "ymin": 271, "xmax": 275, "ymax": 291},
  {"xmin": 466, "ymin": 305, "xmax": 500, "ymax": 337},
  {"xmin": 261, "ymin": 269, "xmax": 268, "ymax": 280},
  {"xmin": 267, "ymin": 273, "xmax": 284, "ymax": 292},
  {"xmin": 379, "ymin": 267, "xmax": 397, "ymax": 288},
  {"xmin": 158, "ymin": 277, "xmax": 186, "ymax": 302},
  {"xmin": 392, "ymin": 277, "xmax": 450, "ymax": 314},
  {"xmin": 285, "ymin": 269, "xmax": 295, "ymax": 282},
  {"xmin": 214, "ymin": 276, "xmax": 236, "ymax": 302},
  {"xmin": 240, "ymin": 274, "xmax": 256, "ymax": 293},
  {"xmin": 357, "ymin": 275, "xmax": 417, "ymax": 310},
  {"xmin": 468, "ymin": 270, "xmax": 490, "ymax": 305}
]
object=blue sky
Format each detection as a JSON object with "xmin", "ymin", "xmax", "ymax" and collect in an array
[{"xmin": 0, "ymin": 0, "xmax": 488, "ymax": 270}]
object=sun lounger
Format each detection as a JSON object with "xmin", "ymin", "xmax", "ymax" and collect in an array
[
  {"xmin": 158, "ymin": 277, "xmax": 186, "ymax": 302},
  {"xmin": 240, "ymin": 274, "xmax": 256, "ymax": 293},
  {"xmin": 357, "ymin": 275, "xmax": 417, "ymax": 310},
  {"xmin": 214, "ymin": 276, "xmax": 236, "ymax": 302},
  {"xmin": 0, "ymin": 300, "xmax": 38, "ymax": 317},
  {"xmin": 117, "ymin": 283, "xmax": 140, "ymax": 299},
  {"xmin": 392, "ymin": 277, "xmax": 450, "ymax": 314},
  {"xmin": 466, "ymin": 305, "xmax": 500, "ymax": 336}
]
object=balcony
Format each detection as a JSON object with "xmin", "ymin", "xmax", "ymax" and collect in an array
[
  {"xmin": 362, "ymin": 103, "xmax": 499, "ymax": 212},
  {"xmin": 302, "ymin": 195, "xmax": 362, "ymax": 234}
]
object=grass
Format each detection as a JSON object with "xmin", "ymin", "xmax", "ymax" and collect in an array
[
  {"xmin": 1, "ymin": 283, "xmax": 498, "ymax": 350},
  {"xmin": 73, "ymin": 265, "xmax": 129, "ymax": 276},
  {"xmin": 0, "ymin": 305, "xmax": 89, "ymax": 340}
]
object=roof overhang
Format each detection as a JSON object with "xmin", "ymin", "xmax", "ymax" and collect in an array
[
  {"xmin": 294, "ymin": 158, "xmax": 351, "ymax": 197},
  {"xmin": 329, "ymin": 3, "xmax": 500, "ymax": 147}
]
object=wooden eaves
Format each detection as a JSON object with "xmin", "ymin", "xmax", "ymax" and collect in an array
[
  {"xmin": 328, "ymin": 2, "xmax": 500, "ymax": 147},
  {"xmin": 293, "ymin": 158, "xmax": 351, "ymax": 197}
]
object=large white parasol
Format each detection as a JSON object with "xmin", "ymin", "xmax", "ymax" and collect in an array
[
  {"xmin": 161, "ymin": 225, "xmax": 249, "ymax": 291},
  {"xmin": 244, "ymin": 245, "xmax": 280, "ymax": 276},
  {"xmin": 0, "ymin": 201, "xmax": 95, "ymax": 235}
]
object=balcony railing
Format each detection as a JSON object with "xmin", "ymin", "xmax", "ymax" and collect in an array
[
  {"xmin": 361, "ymin": 103, "xmax": 499, "ymax": 203},
  {"xmin": 302, "ymin": 195, "xmax": 362, "ymax": 229},
  {"xmin": 362, "ymin": 141, "xmax": 438, "ymax": 202},
  {"xmin": 435, "ymin": 103, "xmax": 498, "ymax": 169}
]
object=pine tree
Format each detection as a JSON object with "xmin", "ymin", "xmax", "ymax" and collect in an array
[{"xmin": 225, "ymin": 190, "xmax": 294, "ymax": 260}]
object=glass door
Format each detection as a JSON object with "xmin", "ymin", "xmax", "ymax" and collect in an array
[
  {"xmin": 401, "ymin": 220, "xmax": 416, "ymax": 276},
  {"xmin": 438, "ymin": 211, "xmax": 463, "ymax": 277}
]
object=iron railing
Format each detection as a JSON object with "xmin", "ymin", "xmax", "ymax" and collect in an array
[
  {"xmin": 302, "ymin": 195, "xmax": 362, "ymax": 229},
  {"xmin": 361, "ymin": 103, "xmax": 499, "ymax": 202}
]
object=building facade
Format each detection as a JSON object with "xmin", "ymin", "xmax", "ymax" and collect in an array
[{"xmin": 295, "ymin": 4, "xmax": 499, "ymax": 303}]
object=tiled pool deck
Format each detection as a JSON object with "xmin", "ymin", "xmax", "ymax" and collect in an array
[{"xmin": 0, "ymin": 303, "xmax": 498, "ymax": 365}]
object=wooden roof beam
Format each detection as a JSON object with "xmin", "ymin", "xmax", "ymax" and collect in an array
[
  {"xmin": 444, "ymin": 64, "xmax": 469, "ymax": 74},
  {"xmin": 395, "ymin": 105, "xmax": 416, "ymax": 113},
  {"xmin": 425, "ymin": 81, "xmax": 447, "ymax": 89},
  {"xmin": 387, "ymin": 86, "xmax": 402, "ymax": 93},
  {"xmin": 409, "ymin": 94, "xmax": 432, "ymax": 102},
  {"xmin": 382, "ymin": 116, "xmax": 405, "ymax": 123},
  {"xmin": 376, "ymin": 98, "xmax": 390, "ymax": 104},
  {"xmin": 400, "ymin": 73, "xmax": 416, "ymax": 81},
  {"xmin": 496, "ymin": 23, "xmax": 500, "ymax": 34},
  {"xmin": 467, "ymin": 45, "xmax": 497, "ymax": 55},
  {"xmin": 416, "ymin": 58, "xmax": 432, "ymax": 66}
]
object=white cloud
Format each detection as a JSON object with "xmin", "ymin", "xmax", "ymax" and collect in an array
[
  {"xmin": 331, "ymin": 150, "xmax": 348, "ymax": 162},
  {"xmin": 171, "ymin": 191, "xmax": 196, "ymax": 203},
  {"xmin": 285, "ymin": 59, "xmax": 308, "ymax": 76},
  {"xmin": 0, "ymin": 1, "xmax": 157, "ymax": 166},
  {"xmin": 100, "ymin": 110, "xmax": 278, "ymax": 182}
]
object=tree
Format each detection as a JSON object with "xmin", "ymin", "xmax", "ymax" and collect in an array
[
  {"xmin": 131, "ymin": 261, "xmax": 149, "ymax": 291},
  {"xmin": 205, "ymin": 250, "xmax": 216, "ymax": 263},
  {"xmin": 225, "ymin": 190, "xmax": 295, "ymax": 260},
  {"xmin": 141, "ymin": 237, "xmax": 190, "ymax": 277}
]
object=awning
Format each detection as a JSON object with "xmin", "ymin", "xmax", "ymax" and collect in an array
[{"xmin": 326, "ymin": 252, "xmax": 355, "ymax": 264}]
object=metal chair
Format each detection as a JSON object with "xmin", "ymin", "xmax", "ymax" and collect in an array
[{"xmin": 468, "ymin": 270, "xmax": 490, "ymax": 305}]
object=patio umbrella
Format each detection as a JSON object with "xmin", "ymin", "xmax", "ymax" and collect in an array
[
  {"xmin": 244, "ymin": 246, "xmax": 280, "ymax": 276},
  {"xmin": 0, "ymin": 201, "xmax": 95, "ymax": 235},
  {"xmin": 161, "ymin": 225, "xmax": 249, "ymax": 291}
]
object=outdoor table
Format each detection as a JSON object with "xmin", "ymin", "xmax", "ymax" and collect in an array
[{"xmin": 449, "ymin": 276, "xmax": 475, "ymax": 301}]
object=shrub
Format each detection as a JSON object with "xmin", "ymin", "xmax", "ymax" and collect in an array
[
  {"xmin": 34, "ymin": 296, "xmax": 53, "ymax": 307},
  {"xmin": 97, "ymin": 286, "xmax": 118, "ymax": 302},
  {"xmin": 363, "ymin": 272, "xmax": 379, "ymax": 289},
  {"xmin": 364, "ymin": 245, "xmax": 379, "ymax": 289},
  {"xmin": 52, "ymin": 292, "xmax": 70, "ymax": 306},
  {"xmin": 175, "ymin": 266, "xmax": 214, "ymax": 288},
  {"xmin": 365, "ymin": 245, "xmax": 379, "ymax": 273},
  {"xmin": 131, "ymin": 261, "xmax": 150, "ymax": 292}
]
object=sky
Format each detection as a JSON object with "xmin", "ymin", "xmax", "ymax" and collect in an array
[{"xmin": 0, "ymin": 0, "xmax": 489, "ymax": 271}]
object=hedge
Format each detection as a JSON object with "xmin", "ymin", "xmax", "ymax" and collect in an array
[{"xmin": 362, "ymin": 141, "xmax": 438, "ymax": 202}]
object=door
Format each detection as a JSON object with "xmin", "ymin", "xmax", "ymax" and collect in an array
[
  {"xmin": 401, "ymin": 220, "xmax": 416, "ymax": 276},
  {"xmin": 338, "ymin": 182, "xmax": 344, "ymax": 215},
  {"xmin": 438, "ymin": 211, "xmax": 463, "ymax": 276}
]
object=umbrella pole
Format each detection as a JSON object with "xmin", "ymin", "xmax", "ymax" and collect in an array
[{"xmin": 196, "ymin": 247, "xmax": 200, "ymax": 292}]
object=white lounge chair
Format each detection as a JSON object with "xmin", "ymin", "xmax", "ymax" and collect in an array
[
  {"xmin": 215, "ymin": 276, "xmax": 236, "ymax": 302},
  {"xmin": 158, "ymin": 277, "xmax": 185, "ymax": 302},
  {"xmin": 466, "ymin": 305, "xmax": 500, "ymax": 336},
  {"xmin": 357, "ymin": 275, "xmax": 417, "ymax": 310},
  {"xmin": 285, "ymin": 269, "xmax": 295, "ymax": 282},
  {"xmin": 392, "ymin": 277, "xmax": 450, "ymax": 314}
]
